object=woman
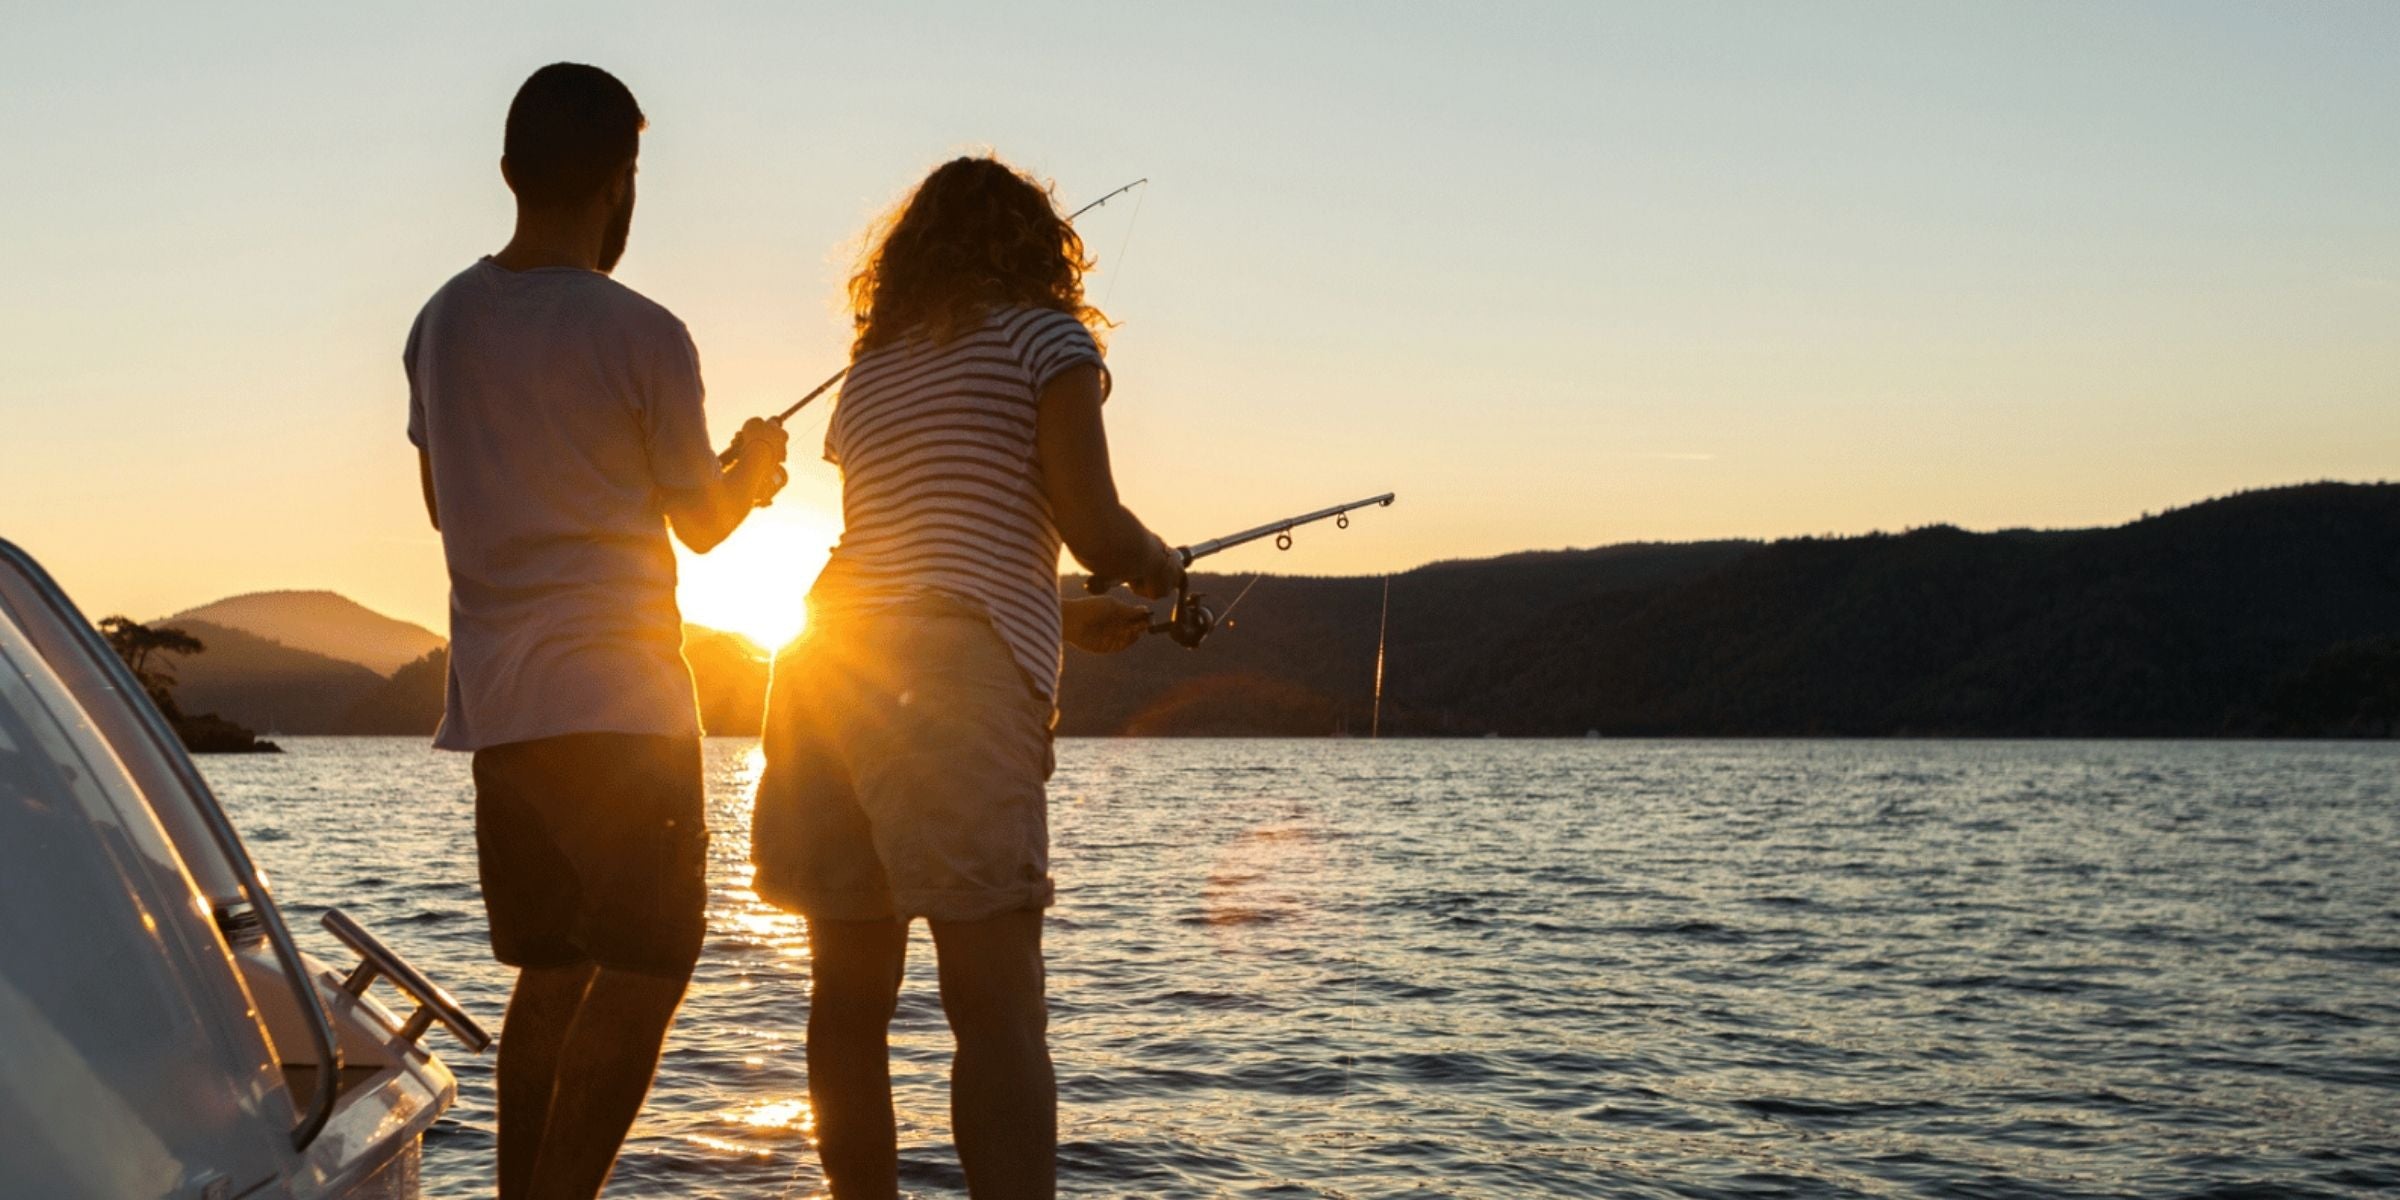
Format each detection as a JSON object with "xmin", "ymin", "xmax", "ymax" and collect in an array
[{"xmin": 751, "ymin": 155, "xmax": 1184, "ymax": 1199}]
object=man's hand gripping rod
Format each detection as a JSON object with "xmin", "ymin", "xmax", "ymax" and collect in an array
[{"xmin": 1086, "ymin": 492, "xmax": 1397, "ymax": 648}]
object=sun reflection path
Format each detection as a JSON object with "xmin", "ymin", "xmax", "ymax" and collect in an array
[
  {"xmin": 713, "ymin": 743, "xmax": 807, "ymax": 956},
  {"xmin": 682, "ymin": 742, "xmax": 822, "ymax": 1188},
  {"xmin": 680, "ymin": 1093, "xmax": 818, "ymax": 1167},
  {"xmin": 736, "ymin": 1098, "xmax": 813, "ymax": 1132}
]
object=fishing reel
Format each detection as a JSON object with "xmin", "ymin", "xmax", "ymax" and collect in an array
[
  {"xmin": 1086, "ymin": 491, "xmax": 1394, "ymax": 650},
  {"xmin": 1148, "ymin": 587, "xmax": 1218, "ymax": 649}
]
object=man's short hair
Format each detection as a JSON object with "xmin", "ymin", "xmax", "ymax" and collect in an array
[{"xmin": 504, "ymin": 63, "xmax": 646, "ymax": 207}]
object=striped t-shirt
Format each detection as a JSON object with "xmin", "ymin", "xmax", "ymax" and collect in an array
[{"xmin": 810, "ymin": 306, "xmax": 1108, "ymax": 703}]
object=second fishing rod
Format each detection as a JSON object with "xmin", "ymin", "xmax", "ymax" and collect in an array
[
  {"xmin": 718, "ymin": 176, "xmax": 1150, "ymax": 468},
  {"xmin": 1087, "ymin": 492, "xmax": 1398, "ymax": 648}
]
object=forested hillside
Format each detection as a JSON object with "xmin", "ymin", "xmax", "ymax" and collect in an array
[
  {"xmin": 1058, "ymin": 483, "xmax": 2400, "ymax": 737},
  {"xmin": 150, "ymin": 483, "xmax": 2400, "ymax": 739},
  {"xmin": 169, "ymin": 619, "xmax": 385, "ymax": 734}
]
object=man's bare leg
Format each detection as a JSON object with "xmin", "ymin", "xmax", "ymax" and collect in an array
[
  {"xmin": 930, "ymin": 910, "xmax": 1053, "ymax": 1200},
  {"xmin": 497, "ymin": 963, "xmax": 596, "ymax": 1200},
  {"xmin": 522, "ymin": 966, "xmax": 691, "ymax": 1200},
  {"xmin": 806, "ymin": 916, "xmax": 910, "ymax": 1199}
]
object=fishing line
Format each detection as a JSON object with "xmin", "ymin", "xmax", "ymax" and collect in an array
[
  {"xmin": 1097, "ymin": 181, "xmax": 1147, "ymax": 317},
  {"xmin": 1213, "ymin": 571, "xmax": 1267, "ymax": 625}
]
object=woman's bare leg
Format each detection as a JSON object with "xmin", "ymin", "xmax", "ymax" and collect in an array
[
  {"xmin": 807, "ymin": 916, "xmax": 911, "ymax": 1199},
  {"xmin": 930, "ymin": 909, "xmax": 1053, "ymax": 1200}
]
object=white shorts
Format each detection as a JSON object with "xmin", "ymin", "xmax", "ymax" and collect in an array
[{"xmin": 751, "ymin": 599, "xmax": 1054, "ymax": 923}]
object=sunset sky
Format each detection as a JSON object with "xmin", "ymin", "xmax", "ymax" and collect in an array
[{"xmin": 4, "ymin": 2, "xmax": 2394, "ymax": 643}]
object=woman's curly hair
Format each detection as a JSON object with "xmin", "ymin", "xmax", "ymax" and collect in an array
[{"xmin": 849, "ymin": 155, "xmax": 1109, "ymax": 356}]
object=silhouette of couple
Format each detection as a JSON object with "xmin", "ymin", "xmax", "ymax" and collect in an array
[{"xmin": 406, "ymin": 63, "xmax": 1184, "ymax": 1200}]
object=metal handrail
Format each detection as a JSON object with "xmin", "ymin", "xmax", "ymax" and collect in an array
[
  {"xmin": 0, "ymin": 539, "xmax": 345, "ymax": 1151},
  {"xmin": 321, "ymin": 908, "xmax": 492, "ymax": 1054}
]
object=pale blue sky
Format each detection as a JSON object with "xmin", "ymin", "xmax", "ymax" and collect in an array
[{"xmin": 3, "ymin": 2, "xmax": 2394, "ymax": 633}]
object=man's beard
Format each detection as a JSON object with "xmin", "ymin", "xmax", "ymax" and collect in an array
[{"xmin": 597, "ymin": 195, "xmax": 633, "ymax": 273}]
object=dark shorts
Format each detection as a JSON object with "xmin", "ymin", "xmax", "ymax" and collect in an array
[{"xmin": 471, "ymin": 732, "xmax": 707, "ymax": 978}]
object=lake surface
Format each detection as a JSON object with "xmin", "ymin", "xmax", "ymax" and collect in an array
[{"xmin": 202, "ymin": 738, "xmax": 2400, "ymax": 1199}]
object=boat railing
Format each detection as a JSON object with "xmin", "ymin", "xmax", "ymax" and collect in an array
[
  {"xmin": 322, "ymin": 907, "xmax": 493, "ymax": 1053},
  {"xmin": 0, "ymin": 538, "xmax": 347, "ymax": 1151}
]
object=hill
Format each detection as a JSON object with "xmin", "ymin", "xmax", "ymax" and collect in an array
[
  {"xmin": 168, "ymin": 619, "xmax": 387, "ymax": 735},
  {"xmin": 331, "ymin": 627, "xmax": 775, "ymax": 737},
  {"xmin": 1462, "ymin": 482, "xmax": 2400, "ymax": 736},
  {"xmin": 148, "ymin": 482, "xmax": 2400, "ymax": 739},
  {"xmin": 1055, "ymin": 539, "xmax": 1754, "ymax": 735},
  {"xmin": 340, "ymin": 647, "xmax": 449, "ymax": 734},
  {"xmin": 684, "ymin": 627, "xmax": 772, "ymax": 736},
  {"xmin": 169, "ymin": 590, "xmax": 442, "ymax": 676},
  {"xmin": 1056, "ymin": 482, "xmax": 2400, "ymax": 737},
  {"xmin": 156, "ymin": 591, "xmax": 773, "ymax": 737}
]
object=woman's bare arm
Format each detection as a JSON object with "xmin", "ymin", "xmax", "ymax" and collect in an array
[{"xmin": 1035, "ymin": 364, "xmax": 1182, "ymax": 599}]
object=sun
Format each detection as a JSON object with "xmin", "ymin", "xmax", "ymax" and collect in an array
[{"xmin": 675, "ymin": 504, "xmax": 841, "ymax": 652}]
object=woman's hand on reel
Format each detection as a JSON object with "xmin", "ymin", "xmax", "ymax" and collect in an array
[{"xmin": 1062, "ymin": 596, "xmax": 1152, "ymax": 654}]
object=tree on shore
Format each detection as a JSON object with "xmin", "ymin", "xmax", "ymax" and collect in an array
[
  {"xmin": 95, "ymin": 615, "xmax": 280, "ymax": 753},
  {"xmin": 98, "ymin": 615, "xmax": 206, "ymax": 717}
]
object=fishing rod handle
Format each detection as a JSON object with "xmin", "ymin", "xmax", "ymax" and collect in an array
[
  {"xmin": 1082, "ymin": 545, "xmax": 1193, "ymax": 595},
  {"xmin": 716, "ymin": 419, "xmax": 778, "ymax": 467},
  {"xmin": 716, "ymin": 424, "xmax": 793, "ymax": 511},
  {"xmin": 705, "ymin": 412, "xmax": 792, "ymax": 468}
]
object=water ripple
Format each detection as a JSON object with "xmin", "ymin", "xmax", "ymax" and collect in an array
[{"xmin": 200, "ymin": 737, "xmax": 2400, "ymax": 1198}]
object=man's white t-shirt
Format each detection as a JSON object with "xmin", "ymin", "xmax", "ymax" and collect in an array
[{"xmin": 405, "ymin": 259, "xmax": 717, "ymax": 751}]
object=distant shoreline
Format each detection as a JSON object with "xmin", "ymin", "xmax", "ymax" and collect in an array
[
  {"xmin": 152, "ymin": 482, "xmax": 2400, "ymax": 742},
  {"xmin": 240, "ymin": 733, "xmax": 2399, "ymax": 745}
]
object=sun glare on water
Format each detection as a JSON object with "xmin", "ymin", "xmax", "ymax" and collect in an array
[{"xmin": 675, "ymin": 505, "xmax": 840, "ymax": 652}]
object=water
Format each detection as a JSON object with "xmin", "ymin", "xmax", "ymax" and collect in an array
[{"xmin": 201, "ymin": 738, "xmax": 2400, "ymax": 1199}]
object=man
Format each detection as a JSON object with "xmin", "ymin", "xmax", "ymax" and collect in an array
[{"xmin": 404, "ymin": 63, "xmax": 788, "ymax": 1200}]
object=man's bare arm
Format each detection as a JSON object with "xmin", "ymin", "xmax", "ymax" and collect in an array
[
  {"xmin": 661, "ymin": 418, "xmax": 789, "ymax": 553},
  {"xmin": 418, "ymin": 450, "xmax": 440, "ymax": 531}
]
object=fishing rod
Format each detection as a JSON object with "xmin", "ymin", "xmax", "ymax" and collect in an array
[
  {"xmin": 1088, "ymin": 492, "xmax": 1398, "ymax": 648},
  {"xmin": 1066, "ymin": 177, "xmax": 1149, "ymax": 223},
  {"xmin": 721, "ymin": 177, "xmax": 1152, "ymax": 467}
]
